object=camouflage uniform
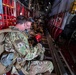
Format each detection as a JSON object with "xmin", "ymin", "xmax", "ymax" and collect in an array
[
  {"xmin": 3, "ymin": 26, "xmax": 54, "ymax": 75},
  {"xmin": 4, "ymin": 26, "xmax": 45, "ymax": 60}
]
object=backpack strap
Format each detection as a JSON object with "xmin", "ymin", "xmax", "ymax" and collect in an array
[{"xmin": 0, "ymin": 28, "xmax": 19, "ymax": 34}]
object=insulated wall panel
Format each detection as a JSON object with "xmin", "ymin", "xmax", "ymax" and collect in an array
[
  {"xmin": 49, "ymin": 0, "xmax": 60, "ymax": 16},
  {"xmin": 58, "ymin": 0, "xmax": 68, "ymax": 13},
  {"xmin": 49, "ymin": 0, "xmax": 74, "ymax": 16}
]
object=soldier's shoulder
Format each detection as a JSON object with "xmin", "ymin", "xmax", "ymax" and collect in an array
[{"xmin": 9, "ymin": 26, "xmax": 19, "ymax": 31}]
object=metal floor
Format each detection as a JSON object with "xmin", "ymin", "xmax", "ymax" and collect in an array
[{"xmin": 41, "ymin": 32, "xmax": 75, "ymax": 75}]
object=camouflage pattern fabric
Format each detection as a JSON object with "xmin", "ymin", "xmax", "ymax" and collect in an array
[
  {"xmin": 24, "ymin": 43, "xmax": 45, "ymax": 60},
  {"xmin": 13, "ymin": 61, "xmax": 54, "ymax": 75},
  {"xmin": 29, "ymin": 61, "xmax": 54, "ymax": 75},
  {"xmin": 4, "ymin": 27, "xmax": 45, "ymax": 60}
]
